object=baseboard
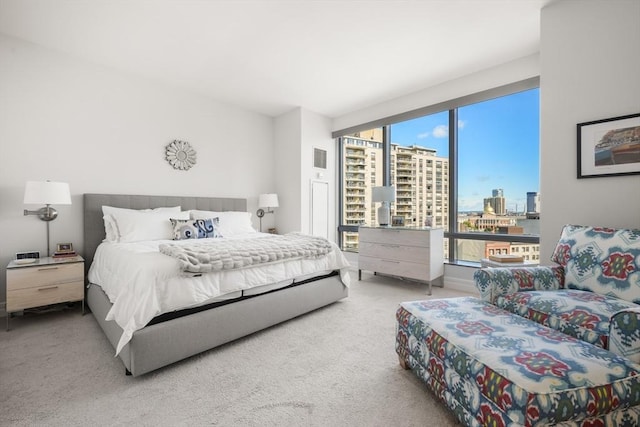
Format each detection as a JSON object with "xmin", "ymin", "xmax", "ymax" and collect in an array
[{"xmin": 443, "ymin": 277, "xmax": 476, "ymax": 294}]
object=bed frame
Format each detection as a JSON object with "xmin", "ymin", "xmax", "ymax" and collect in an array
[{"xmin": 83, "ymin": 193, "xmax": 348, "ymax": 376}]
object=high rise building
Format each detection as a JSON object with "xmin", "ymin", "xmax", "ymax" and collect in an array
[
  {"xmin": 391, "ymin": 144, "xmax": 449, "ymax": 228},
  {"xmin": 526, "ymin": 191, "xmax": 540, "ymax": 219},
  {"xmin": 342, "ymin": 136, "xmax": 383, "ymax": 250},
  {"xmin": 484, "ymin": 189, "xmax": 506, "ymax": 216}
]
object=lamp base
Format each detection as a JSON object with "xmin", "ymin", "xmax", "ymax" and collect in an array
[
  {"xmin": 256, "ymin": 208, "xmax": 275, "ymax": 232},
  {"xmin": 377, "ymin": 203, "xmax": 390, "ymax": 227},
  {"xmin": 24, "ymin": 206, "xmax": 58, "ymax": 221}
]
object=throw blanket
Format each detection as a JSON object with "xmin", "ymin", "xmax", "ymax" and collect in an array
[{"xmin": 159, "ymin": 233, "xmax": 333, "ymax": 273}]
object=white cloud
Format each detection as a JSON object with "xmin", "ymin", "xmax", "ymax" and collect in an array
[
  {"xmin": 432, "ymin": 125, "xmax": 448, "ymax": 138},
  {"xmin": 418, "ymin": 120, "xmax": 464, "ymax": 139}
]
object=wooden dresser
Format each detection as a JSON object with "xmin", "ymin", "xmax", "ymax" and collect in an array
[{"xmin": 358, "ymin": 226, "xmax": 444, "ymax": 294}]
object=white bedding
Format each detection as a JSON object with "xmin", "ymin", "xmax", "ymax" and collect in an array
[{"xmin": 88, "ymin": 232, "xmax": 351, "ymax": 355}]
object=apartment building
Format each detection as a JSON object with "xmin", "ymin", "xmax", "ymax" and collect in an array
[{"xmin": 391, "ymin": 144, "xmax": 449, "ymax": 228}]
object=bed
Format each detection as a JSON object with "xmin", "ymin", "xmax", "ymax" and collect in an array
[{"xmin": 83, "ymin": 193, "xmax": 349, "ymax": 376}]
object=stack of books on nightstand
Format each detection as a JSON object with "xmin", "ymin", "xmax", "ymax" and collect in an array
[{"xmin": 53, "ymin": 249, "xmax": 78, "ymax": 258}]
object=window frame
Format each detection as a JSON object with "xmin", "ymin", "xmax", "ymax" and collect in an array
[{"xmin": 335, "ymin": 77, "xmax": 540, "ymax": 263}]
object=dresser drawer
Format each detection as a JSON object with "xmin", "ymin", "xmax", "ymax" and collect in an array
[
  {"xmin": 6, "ymin": 262, "xmax": 83, "ymax": 291},
  {"xmin": 359, "ymin": 242, "xmax": 430, "ymax": 263},
  {"xmin": 6, "ymin": 280, "xmax": 84, "ymax": 311},
  {"xmin": 359, "ymin": 228, "xmax": 430, "ymax": 248},
  {"xmin": 359, "ymin": 255, "xmax": 429, "ymax": 281}
]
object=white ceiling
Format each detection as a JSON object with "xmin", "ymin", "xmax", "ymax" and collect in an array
[{"xmin": 0, "ymin": 0, "xmax": 552, "ymax": 118}]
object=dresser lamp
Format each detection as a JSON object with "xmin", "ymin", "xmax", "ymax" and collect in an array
[
  {"xmin": 372, "ymin": 186, "xmax": 395, "ymax": 227},
  {"xmin": 23, "ymin": 180, "xmax": 72, "ymax": 257},
  {"xmin": 256, "ymin": 193, "xmax": 279, "ymax": 232}
]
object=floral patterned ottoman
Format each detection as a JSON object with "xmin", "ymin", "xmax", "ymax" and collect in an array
[{"xmin": 396, "ymin": 297, "xmax": 640, "ymax": 426}]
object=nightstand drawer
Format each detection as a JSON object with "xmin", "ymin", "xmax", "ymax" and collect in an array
[
  {"xmin": 6, "ymin": 262, "xmax": 83, "ymax": 291},
  {"xmin": 6, "ymin": 280, "xmax": 84, "ymax": 311}
]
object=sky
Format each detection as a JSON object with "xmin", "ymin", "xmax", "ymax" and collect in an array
[{"xmin": 390, "ymin": 88, "xmax": 540, "ymax": 213}]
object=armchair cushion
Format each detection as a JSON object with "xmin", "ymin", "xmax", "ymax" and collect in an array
[{"xmin": 495, "ymin": 289, "xmax": 638, "ymax": 350}]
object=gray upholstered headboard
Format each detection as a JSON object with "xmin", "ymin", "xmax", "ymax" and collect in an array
[{"xmin": 83, "ymin": 193, "xmax": 247, "ymax": 272}]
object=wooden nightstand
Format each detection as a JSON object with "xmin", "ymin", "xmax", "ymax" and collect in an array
[{"xmin": 6, "ymin": 255, "xmax": 84, "ymax": 330}]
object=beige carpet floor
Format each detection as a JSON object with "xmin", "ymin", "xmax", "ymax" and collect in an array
[{"xmin": 1, "ymin": 269, "xmax": 471, "ymax": 426}]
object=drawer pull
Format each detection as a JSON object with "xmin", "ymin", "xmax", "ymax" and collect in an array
[
  {"xmin": 37, "ymin": 267, "xmax": 59, "ymax": 272},
  {"xmin": 38, "ymin": 286, "xmax": 59, "ymax": 291},
  {"xmin": 380, "ymin": 260, "xmax": 400, "ymax": 264}
]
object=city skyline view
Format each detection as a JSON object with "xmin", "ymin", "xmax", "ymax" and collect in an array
[{"xmin": 390, "ymin": 88, "xmax": 540, "ymax": 213}]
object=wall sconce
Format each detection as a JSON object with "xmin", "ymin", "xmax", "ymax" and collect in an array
[
  {"xmin": 372, "ymin": 186, "xmax": 395, "ymax": 227},
  {"xmin": 256, "ymin": 193, "xmax": 279, "ymax": 232},
  {"xmin": 23, "ymin": 180, "xmax": 72, "ymax": 257}
]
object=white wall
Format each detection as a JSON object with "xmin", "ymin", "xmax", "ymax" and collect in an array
[
  {"xmin": 301, "ymin": 109, "xmax": 337, "ymax": 240},
  {"xmin": 274, "ymin": 107, "xmax": 337, "ymax": 238},
  {"xmin": 332, "ymin": 53, "xmax": 540, "ymax": 133},
  {"xmin": 0, "ymin": 34, "xmax": 276, "ymax": 303},
  {"xmin": 274, "ymin": 108, "xmax": 302, "ymax": 233},
  {"xmin": 539, "ymin": 0, "xmax": 640, "ymax": 262}
]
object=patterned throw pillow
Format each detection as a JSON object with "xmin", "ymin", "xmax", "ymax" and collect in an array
[
  {"xmin": 170, "ymin": 218, "xmax": 222, "ymax": 240},
  {"xmin": 551, "ymin": 224, "xmax": 640, "ymax": 303}
]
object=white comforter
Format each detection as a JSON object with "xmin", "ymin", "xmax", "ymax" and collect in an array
[{"xmin": 88, "ymin": 232, "xmax": 351, "ymax": 355}]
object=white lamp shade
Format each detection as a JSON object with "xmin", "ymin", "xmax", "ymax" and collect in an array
[
  {"xmin": 24, "ymin": 181, "xmax": 71, "ymax": 205},
  {"xmin": 258, "ymin": 193, "xmax": 279, "ymax": 209},
  {"xmin": 372, "ymin": 186, "xmax": 396, "ymax": 203}
]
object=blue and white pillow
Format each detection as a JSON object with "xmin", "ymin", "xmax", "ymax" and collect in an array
[{"xmin": 171, "ymin": 218, "xmax": 222, "ymax": 240}]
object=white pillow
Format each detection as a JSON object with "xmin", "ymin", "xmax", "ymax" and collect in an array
[
  {"xmin": 103, "ymin": 214, "xmax": 119, "ymax": 242},
  {"xmin": 189, "ymin": 210, "xmax": 256, "ymax": 236},
  {"xmin": 102, "ymin": 206, "xmax": 185, "ymax": 242}
]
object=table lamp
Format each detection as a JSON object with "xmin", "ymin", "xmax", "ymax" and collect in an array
[{"xmin": 23, "ymin": 180, "xmax": 71, "ymax": 256}]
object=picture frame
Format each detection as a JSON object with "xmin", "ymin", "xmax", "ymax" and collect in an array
[
  {"xmin": 56, "ymin": 243, "xmax": 74, "ymax": 253},
  {"xmin": 577, "ymin": 113, "xmax": 640, "ymax": 179},
  {"xmin": 391, "ymin": 215, "xmax": 404, "ymax": 227}
]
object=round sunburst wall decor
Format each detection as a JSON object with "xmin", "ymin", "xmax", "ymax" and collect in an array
[{"xmin": 165, "ymin": 140, "xmax": 197, "ymax": 170}]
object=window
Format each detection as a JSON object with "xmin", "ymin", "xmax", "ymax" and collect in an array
[
  {"xmin": 454, "ymin": 88, "xmax": 540, "ymax": 262},
  {"xmin": 336, "ymin": 80, "xmax": 540, "ymax": 263}
]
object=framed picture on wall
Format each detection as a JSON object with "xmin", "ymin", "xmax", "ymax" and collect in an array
[{"xmin": 577, "ymin": 113, "xmax": 640, "ymax": 178}]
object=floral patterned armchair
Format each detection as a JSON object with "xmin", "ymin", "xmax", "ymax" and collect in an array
[{"xmin": 474, "ymin": 225, "xmax": 640, "ymax": 362}]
